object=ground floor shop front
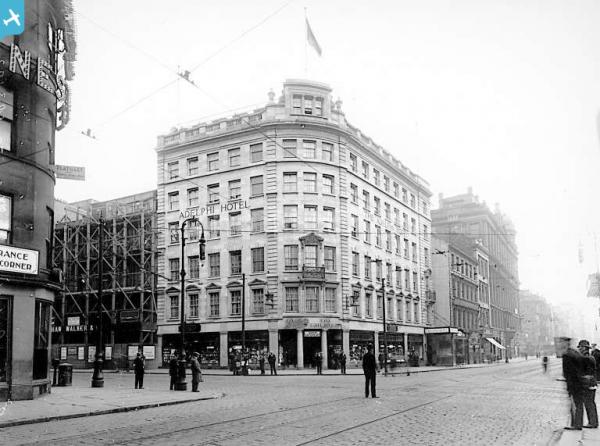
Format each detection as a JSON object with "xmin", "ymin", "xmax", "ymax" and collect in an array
[{"xmin": 158, "ymin": 319, "xmax": 426, "ymax": 370}]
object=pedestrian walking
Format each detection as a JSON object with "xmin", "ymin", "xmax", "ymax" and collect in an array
[
  {"xmin": 169, "ymin": 353, "xmax": 178, "ymax": 390},
  {"xmin": 591, "ymin": 344, "xmax": 600, "ymax": 382},
  {"xmin": 561, "ymin": 337, "xmax": 585, "ymax": 430},
  {"xmin": 578, "ymin": 340, "xmax": 598, "ymax": 428},
  {"xmin": 542, "ymin": 355, "xmax": 548, "ymax": 373},
  {"xmin": 268, "ymin": 352, "xmax": 277, "ymax": 375},
  {"xmin": 133, "ymin": 352, "xmax": 145, "ymax": 389},
  {"xmin": 362, "ymin": 345, "xmax": 378, "ymax": 398},
  {"xmin": 316, "ymin": 352, "xmax": 323, "ymax": 375},
  {"xmin": 340, "ymin": 352, "xmax": 347, "ymax": 375},
  {"xmin": 259, "ymin": 353, "xmax": 266, "ymax": 375},
  {"xmin": 190, "ymin": 352, "xmax": 203, "ymax": 392}
]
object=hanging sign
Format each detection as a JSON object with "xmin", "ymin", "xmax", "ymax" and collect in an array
[{"xmin": 52, "ymin": 165, "xmax": 85, "ymax": 181}]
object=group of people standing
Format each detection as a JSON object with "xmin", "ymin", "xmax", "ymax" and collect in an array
[{"xmin": 562, "ymin": 339, "xmax": 600, "ymax": 430}]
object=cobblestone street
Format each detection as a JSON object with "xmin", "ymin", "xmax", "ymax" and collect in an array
[{"xmin": 0, "ymin": 359, "xmax": 571, "ymax": 445}]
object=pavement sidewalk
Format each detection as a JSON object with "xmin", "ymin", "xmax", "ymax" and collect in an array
[
  {"xmin": 0, "ymin": 374, "xmax": 220, "ymax": 429},
  {"xmin": 78, "ymin": 360, "xmax": 507, "ymax": 377},
  {"xmin": 553, "ymin": 427, "xmax": 600, "ymax": 445},
  {"xmin": 0, "ymin": 359, "xmax": 515, "ymax": 430}
]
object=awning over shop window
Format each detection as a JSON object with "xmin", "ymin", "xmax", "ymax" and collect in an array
[{"xmin": 486, "ymin": 337, "xmax": 506, "ymax": 350}]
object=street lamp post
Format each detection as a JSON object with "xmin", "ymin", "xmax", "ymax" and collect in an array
[
  {"xmin": 241, "ymin": 272, "xmax": 247, "ymax": 375},
  {"xmin": 175, "ymin": 217, "xmax": 205, "ymax": 391},
  {"xmin": 91, "ymin": 218, "xmax": 105, "ymax": 388},
  {"xmin": 380, "ymin": 277, "xmax": 388, "ymax": 377},
  {"xmin": 369, "ymin": 259, "xmax": 388, "ymax": 377}
]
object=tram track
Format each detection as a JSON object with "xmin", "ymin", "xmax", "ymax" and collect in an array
[{"xmin": 294, "ymin": 395, "xmax": 453, "ymax": 446}]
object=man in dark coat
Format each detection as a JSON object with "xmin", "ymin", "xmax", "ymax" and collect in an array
[
  {"xmin": 579, "ymin": 340, "xmax": 598, "ymax": 428},
  {"xmin": 340, "ymin": 352, "xmax": 347, "ymax": 375},
  {"xmin": 259, "ymin": 353, "xmax": 266, "ymax": 375},
  {"xmin": 362, "ymin": 345, "xmax": 378, "ymax": 398},
  {"xmin": 315, "ymin": 352, "xmax": 323, "ymax": 375},
  {"xmin": 591, "ymin": 344, "xmax": 600, "ymax": 382},
  {"xmin": 562, "ymin": 337, "xmax": 585, "ymax": 430},
  {"xmin": 133, "ymin": 352, "xmax": 145, "ymax": 389},
  {"xmin": 168, "ymin": 353, "xmax": 178, "ymax": 390},
  {"xmin": 190, "ymin": 352, "xmax": 203, "ymax": 392},
  {"xmin": 268, "ymin": 352, "xmax": 277, "ymax": 375}
]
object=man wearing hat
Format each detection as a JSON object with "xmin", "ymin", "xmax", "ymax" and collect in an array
[
  {"xmin": 578, "ymin": 340, "xmax": 598, "ymax": 428},
  {"xmin": 190, "ymin": 352, "xmax": 203, "ymax": 392},
  {"xmin": 561, "ymin": 337, "xmax": 585, "ymax": 430}
]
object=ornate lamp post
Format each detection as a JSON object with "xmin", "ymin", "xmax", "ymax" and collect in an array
[
  {"xmin": 174, "ymin": 217, "xmax": 205, "ymax": 391},
  {"xmin": 369, "ymin": 259, "xmax": 388, "ymax": 377},
  {"xmin": 92, "ymin": 218, "xmax": 105, "ymax": 388}
]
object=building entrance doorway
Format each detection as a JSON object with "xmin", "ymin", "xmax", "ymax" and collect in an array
[{"xmin": 303, "ymin": 331, "xmax": 321, "ymax": 368}]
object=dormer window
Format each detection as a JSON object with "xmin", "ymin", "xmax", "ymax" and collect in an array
[{"xmin": 292, "ymin": 94, "xmax": 325, "ymax": 117}]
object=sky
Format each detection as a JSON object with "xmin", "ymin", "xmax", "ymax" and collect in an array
[{"xmin": 53, "ymin": 0, "xmax": 600, "ymax": 311}]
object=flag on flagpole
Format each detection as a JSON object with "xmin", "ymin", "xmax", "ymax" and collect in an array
[{"xmin": 306, "ymin": 18, "xmax": 322, "ymax": 57}]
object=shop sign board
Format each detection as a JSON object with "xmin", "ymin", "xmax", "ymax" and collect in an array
[
  {"xmin": 304, "ymin": 330, "xmax": 321, "ymax": 337},
  {"xmin": 284, "ymin": 318, "xmax": 308, "ymax": 329},
  {"xmin": 67, "ymin": 316, "xmax": 80, "ymax": 326},
  {"xmin": 425, "ymin": 327, "xmax": 459, "ymax": 334},
  {"xmin": 306, "ymin": 318, "xmax": 341, "ymax": 329},
  {"xmin": 0, "ymin": 244, "xmax": 38, "ymax": 275}
]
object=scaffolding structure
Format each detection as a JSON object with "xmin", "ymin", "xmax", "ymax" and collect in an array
[{"xmin": 51, "ymin": 191, "xmax": 158, "ymax": 366}]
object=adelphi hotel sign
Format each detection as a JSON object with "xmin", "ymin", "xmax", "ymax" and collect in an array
[{"xmin": 180, "ymin": 199, "xmax": 249, "ymax": 220}]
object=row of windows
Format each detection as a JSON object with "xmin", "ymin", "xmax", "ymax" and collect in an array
[
  {"xmin": 351, "ymin": 254, "xmax": 421, "ymax": 292},
  {"xmin": 165, "ymin": 137, "xmax": 338, "ymax": 183},
  {"xmin": 167, "ymin": 286, "xmax": 337, "ymax": 320},
  {"xmin": 348, "ymin": 153, "xmax": 428, "ymax": 214},
  {"xmin": 168, "ymin": 245, "xmax": 338, "ymax": 280},
  {"xmin": 167, "ymin": 286, "xmax": 422, "ymax": 324},
  {"xmin": 349, "ymin": 185, "xmax": 429, "ymax": 235},
  {"xmin": 166, "ymin": 171, "xmax": 340, "ymax": 212},
  {"xmin": 451, "ymin": 278, "xmax": 478, "ymax": 302}
]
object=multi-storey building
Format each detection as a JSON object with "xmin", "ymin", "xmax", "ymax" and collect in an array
[
  {"xmin": 429, "ymin": 234, "xmax": 496, "ymax": 365},
  {"xmin": 0, "ymin": 1, "xmax": 75, "ymax": 400},
  {"xmin": 52, "ymin": 191, "xmax": 159, "ymax": 369},
  {"xmin": 432, "ymin": 189, "xmax": 520, "ymax": 359},
  {"xmin": 519, "ymin": 290, "xmax": 554, "ymax": 357},
  {"xmin": 155, "ymin": 79, "xmax": 432, "ymax": 370}
]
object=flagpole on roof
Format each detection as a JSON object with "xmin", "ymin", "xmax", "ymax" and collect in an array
[{"xmin": 304, "ymin": 7, "xmax": 308, "ymax": 77}]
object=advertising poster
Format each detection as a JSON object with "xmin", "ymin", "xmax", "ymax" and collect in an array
[
  {"xmin": 143, "ymin": 345, "xmax": 155, "ymax": 360},
  {"xmin": 77, "ymin": 346, "xmax": 85, "ymax": 360},
  {"xmin": 105, "ymin": 346, "xmax": 112, "ymax": 360},
  {"xmin": 88, "ymin": 346, "xmax": 96, "ymax": 362},
  {"xmin": 128, "ymin": 345, "xmax": 139, "ymax": 360},
  {"xmin": 60, "ymin": 346, "xmax": 67, "ymax": 360}
]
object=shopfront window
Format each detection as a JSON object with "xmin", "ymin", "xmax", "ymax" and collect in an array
[{"xmin": 33, "ymin": 300, "xmax": 50, "ymax": 380}]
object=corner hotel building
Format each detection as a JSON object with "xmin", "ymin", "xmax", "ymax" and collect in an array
[{"xmin": 156, "ymin": 80, "xmax": 432, "ymax": 369}]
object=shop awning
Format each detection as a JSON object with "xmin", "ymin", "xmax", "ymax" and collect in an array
[{"xmin": 486, "ymin": 337, "xmax": 506, "ymax": 350}]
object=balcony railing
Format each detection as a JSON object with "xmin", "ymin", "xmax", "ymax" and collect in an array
[
  {"xmin": 426, "ymin": 290, "xmax": 436, "ymax": 302},
  {"xmin": 302, "ymin": 266, "xmax": 325, "ymax": 280}
]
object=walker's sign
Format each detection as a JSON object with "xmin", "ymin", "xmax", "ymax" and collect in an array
[
  {"xmin": 179, "ymin": 199, "xmax": 249, "ymax": 220},
  {"xmin": 0, "ymin": 244, "xmax": 38, "ymax": 275}
]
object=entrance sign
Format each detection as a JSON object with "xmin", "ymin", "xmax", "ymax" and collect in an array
[{"xmin": 0, "ymin": 244, "xmax": 38, "ymax": 274}]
